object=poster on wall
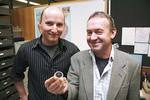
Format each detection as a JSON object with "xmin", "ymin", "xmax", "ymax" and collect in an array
[
  {"xmin": 34, "ymin": 7, "xmax": 43, "ymax": 38},
  {"xmin": 34, "ymin": 0, "xmax": 105, "ymax": 50}
]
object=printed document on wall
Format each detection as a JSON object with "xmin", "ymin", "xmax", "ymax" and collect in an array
[
  {"xmin": 134, "ymin": 43, "xmax": 149, "ymax": 54},
  {"xmin": 148, "ymin": 44, "xmax": 150, "ymax": 57},
  {"xmin": 135, "ymin": 27, "xmax": 150, "ymax": 42},
  {"xmin": 122, "ymin": 27, "xmax": 135, "ymax": 45}
]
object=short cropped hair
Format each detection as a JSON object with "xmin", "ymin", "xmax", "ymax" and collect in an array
[
  {"xmin": 39, "ymin": 7, "xmax": 48, "ymax": 24},
  {"xmin": 88, "ymin": 11, "xmax": 116, "ymax": 29},
  {"xmin": 39, "ymin": 6, "xmax": 65, "ymax": 24}
]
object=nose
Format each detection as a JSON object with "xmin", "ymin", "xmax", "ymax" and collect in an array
[
  {"xmin": 51, "ymin": 24, "xmax": 58, "ymax": 33},
  {"xmin": 90, "ymin": 32, "xmax": 97, "ymax": 40}
]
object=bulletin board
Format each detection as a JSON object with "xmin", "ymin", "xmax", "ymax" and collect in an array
[
  {"xmin": 111, "ymin": 0, "xmax": 150, "ymax": 66},
  {"xmin": 34, "ymin": 0, "xmax": 106, "ymax": 50}
]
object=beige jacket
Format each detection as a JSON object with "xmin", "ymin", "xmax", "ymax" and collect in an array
[{"xmin": 67, "ymin": 48, "xmax": 141, "ymax": 100}]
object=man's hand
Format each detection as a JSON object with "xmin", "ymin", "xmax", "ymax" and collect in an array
[
  {"xmin": 20, "ymin": 95, "xmax": 28, "ymax": 100},
  {"xmin": 44, "ymin": 76, "xmax": 68, "ymax": 94}
]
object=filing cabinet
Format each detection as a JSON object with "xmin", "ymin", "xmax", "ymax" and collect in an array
[
  {"xmin": 0, "ymin": 77, "xmax": 14, "ymax": 91},
  {"xmin": 0, "ymin": 38, "xmax": 13, "ymax": 48},
  {"xmin": 0, "ymin": 58, "xmax": 14, "ymax": 70},
  {"xmin": 0, "ymin": 85, "xmax": 17, "ymax": 100},
  {"xmin": 0, "ymin": 48, "xmax": 14, "ymax": 58},
  {"xmin": 0, "ymin": 0, "xmax": 19, "ymax": 100},
  {"xmin": 0, "ymin": 16, "xmax": 10, "ymax": 24},
  {"xmin": 0, "ymin": 7, "xmax": 10, "ymax": 15},
  {"xmin": 0, "ymin": 26, "xmax": 12, "ymax": 36},
  {"xmin": 7, "ymin": 92, "xmax": 19, "ymax": 100}
]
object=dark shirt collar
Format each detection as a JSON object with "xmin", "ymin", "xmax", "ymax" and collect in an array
[{"xmin": 32, "ymin": 36, "xmax": 66, "ymax": 51}]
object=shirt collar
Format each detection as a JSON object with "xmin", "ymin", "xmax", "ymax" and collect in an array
[
  {"xmin": 89, "ymin": 45, "xmax": 114, "ymax": 62},
  {"xmin": 110, "ymin": 46, "xmax": 114, "ymax": 62}
]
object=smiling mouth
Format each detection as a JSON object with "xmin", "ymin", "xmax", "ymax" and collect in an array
[
  {"xmin": 90, "ymin": 43, "xmax": 97, "ymax": 47},
  {"xmin": 48, "ymin": 32, "xmax": 60, "ymax": 35},
  {"xmin": 91, "ymin": 42, "xmax": 102, "ymax": 46},
  {"xmin": 48, "ymin": 33, "xmax": 57, "ymax": 36},
  {"xmin": 48, "ymin": 32, "xmax": 52, "ymax": 35}
]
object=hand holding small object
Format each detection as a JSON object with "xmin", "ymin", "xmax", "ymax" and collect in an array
[
  {"xmin": 54, "ymin": 71, "xmax": 64, "ymax": 78},
  {"xmin": 44, "ymin": 71, "xmax": 68, "ymax": 94}
]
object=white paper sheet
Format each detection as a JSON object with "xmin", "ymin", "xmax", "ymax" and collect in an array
[
  {"xmin": 134, "ymin": 42, "xmax": 149, "ymax": 54},
  {"xmin": 148, "ymin": 44, "xmax": 150, "ymax": 57},
  {"xmin": 122, "ymin": 27, "xmax": 135, "ymax": 45},
  {"xmin": 135, "ymin": 27, "xmax": 150, "ymax": 43}
]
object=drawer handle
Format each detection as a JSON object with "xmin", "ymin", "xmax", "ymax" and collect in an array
[
  {"xmin": 1, "ymin": 62, "xmax": 6, "ymax": 65},
  {"xmin": 6, "ymin": 91, "xmax": 10, "ymax": 94},
  {"xmin": 0, "ymin": 53, "xmax": 4, "ymax": 56},
  {"xmin": 2, "ymin": 72, "xmax": 6, "ymax": 76},
  {"xmin": 3, "ymin": 82, "xmax": 8, "ymax": 85},
  {"xmin": 0, "ymin": 42, "xmax": 2, "ymax": 45}
]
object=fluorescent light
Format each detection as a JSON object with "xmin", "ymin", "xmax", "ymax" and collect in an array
[{"xmin": 16, "ymin": 0, "xmax": 40, "ymax": 5}]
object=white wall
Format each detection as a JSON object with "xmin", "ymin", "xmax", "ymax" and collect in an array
[{"xmin": 70, "ymin": 1, "xmax": 104, "ymax": 50}]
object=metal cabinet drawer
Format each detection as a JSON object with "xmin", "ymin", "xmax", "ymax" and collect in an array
[
  {"xmin": 0, "ymin": 85, "xmax": 16, "ymax": 100},
  {"xmin": 0, "ymin": 67, "xmax": 12, "ymax": 80},
  {"xmin": 0, "ymin": 48, "xmax": 14, "ymax": 58},
  {"xmin": 0, "ymin": 16, "xmax": 10, "ymax": 25},
  {"xmin": 0, "ymin": 58, "xmax": 13, "ymax": 70},
  {"xmin": 0, "ymin": 7, "xmax": 9, "ymax": 15},
  {"xmin": 7, "ymin": 92, "xmax": 19, "ymax": 100},
  {"xmin": 0, "ymin": 0, "xmax": 9, "ymax": 5},
  {"xmin": 0, "ymin": 28, "xmax": 12, "ymax": 36},
  {"xmin": 0, "ymin": 78, "xmax": 14, "ymax": 91},
  {"xmin": 0, "ymin": 38, "xmax": 13, "ymax": 47}
]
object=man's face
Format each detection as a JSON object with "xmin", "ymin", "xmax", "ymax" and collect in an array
[
  {"xmin": 87, "ymin": 17, "xmax": 116, "ymax": 53},
  {"xmin": 38, "ymin": 8, "xmax": 65, "ymax": 46}
]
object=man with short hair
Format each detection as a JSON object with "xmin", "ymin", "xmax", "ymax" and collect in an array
[{"xmin": 11, "ymin": 7, "xmax": 79, "ymax": 100}]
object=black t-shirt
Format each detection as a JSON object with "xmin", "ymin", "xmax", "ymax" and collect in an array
[
  {"xmin": 95, "ymin": 55, "xmax": 109, "ymax": 76},
  {"xmin": 39, "ymin": 40, "xmax": 59, "ymax": 58}
]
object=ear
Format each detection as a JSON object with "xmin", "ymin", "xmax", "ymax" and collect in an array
[
  {"xmin": 111, "ymin": 28, "xmax": 117, "ymax": 39},
  {"xmin": 38, "ymin": 23, "xmax": 42, "ymax": 33}
]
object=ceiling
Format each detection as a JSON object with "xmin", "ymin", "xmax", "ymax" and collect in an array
[{"xmin": 13, "ymin": 0, "xmax": 67, "ymax": 8}]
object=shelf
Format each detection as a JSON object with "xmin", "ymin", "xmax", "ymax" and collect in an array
[
  {"xmin": 0, "ymin": 0, "xmax": 18, "ymax": 99},
  {"xmin": 0, "ymin": 24, "xmax": 12, "ymax": 26},
  {"xmin": 0, "ymin": 7, "xmax": 10, "ymax": 15},
  {"xmin": 142, "ymin": 66, "xmax": 150, "ymax": 73},
  {"xmin": 0, "ymin": 0, "xmax": 10, "ymax": 6}
]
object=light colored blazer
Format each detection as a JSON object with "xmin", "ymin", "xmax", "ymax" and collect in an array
[{"xmin": 67, "ymin": 48, "xmax": 141, "ymax": 100}]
